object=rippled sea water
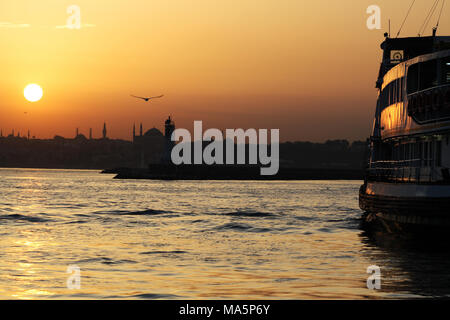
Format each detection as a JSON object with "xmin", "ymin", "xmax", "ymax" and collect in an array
[{"xmin": 1, "ymin": 168, "xmax": 449, "ymax": 299}]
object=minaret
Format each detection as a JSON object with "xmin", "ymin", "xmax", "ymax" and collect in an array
[
  {"xmin": 163, "ymin": 116, "xmax": 176, "ymax": 163},
  {"xmin": 140, "ymin": 123, "xmax": 143, "ymax": 136},
  {"xmin": 28, "ymin": 130, "xmax": 30, "ymax": 140},
  {"xmin": 76, "ymin": 128, "xmax": 79, "ymax": 137},
  {"xmin": 89, "ymin": 128, "xmax": 93, "ymax": 140},
  {"xmin": 165, "ymin": 116, "xmax": 175, "ymax": 138},
  {"xmin": 103, "ymin": 122, "xmax": 107, "ymax": 139},
  {"xmin": 0, "ymin": 129, "xmax": 3, "ymax": 137}
]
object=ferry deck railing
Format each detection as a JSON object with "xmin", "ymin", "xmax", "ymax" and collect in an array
[{"xmin": 367, "ymin": 159, "xmax": 450, "ymax": 184}]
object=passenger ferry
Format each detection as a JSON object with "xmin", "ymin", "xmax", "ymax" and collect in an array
[{"xmin": 359, "ymin": 32, "xmax": 450, "ymax": 232}]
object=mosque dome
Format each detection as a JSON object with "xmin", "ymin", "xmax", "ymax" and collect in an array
[
  {"xmin": 75, "ymin": 134, "xmax": 87, "ymax": 141},
  {"xmin": 144, "ymin": 127, "xmax": 163, "ymax": 137}
]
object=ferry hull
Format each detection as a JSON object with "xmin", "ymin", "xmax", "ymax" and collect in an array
[{"xmin": 359, "ymin": 183, "xmax": 450, "ymax": 233}]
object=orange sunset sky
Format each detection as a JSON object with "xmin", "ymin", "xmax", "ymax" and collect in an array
[{"xmin": 1, "ymin": 0, "xmax": 450, "ymax": 142}]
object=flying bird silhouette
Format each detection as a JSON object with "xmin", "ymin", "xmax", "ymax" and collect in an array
[{"xmin": 130, "ymin": 94, "xmax": 164, "ymax": 102}]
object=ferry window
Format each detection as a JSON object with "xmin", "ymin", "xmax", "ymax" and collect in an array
[
  {"xmin": 414, "ymin": 142, "xmax": 418, "ymax": 161},
  {"xmin": 407, "ymin": 64, "xmax": 419, "ymax": 94},
  {"xmin": 394, "ymin": 80, "xmax": 398, "ymax": 103},
  {"xmin": 420, "ymin": 60, "xmax": 438, "ymax": 90},
  {"xmin": 389, "ymin": 84, "xmax": 392, "ymax": 103},
  {"xmin": 389, "ymin": 83, "xmax": 394, "ymax": 105},
  {"xmin": 436, "ymin": 141, "xmax": 442, "ymax": 167},
  {"xmin": 390, "ymin": 82, "xmax": 395, "ymax": 105},
  {"xmin": 389, "ymin": 83, "xmax": 393, "ymax": 105},
  {"xmin": 444, "ymin": 57, "xmax": 450, "ymax": 84},
  {"xmin": 386, "ymin": 84, "xmax": 391, "ymax": 105},
  {"xmin": 383, "ymin": 85, "xmax": 388, "ymax": 107},
  {"xmin": 405, "ymin": 143, "xmax": 410, "ymax": 162},
  {"xmin": 399, "ymin": 78, "xmax": 404, "ymax": 101},
  {"xmin": 396, "ymin": 80, "xmax": 399, "ymax": 102},
  {"xmin": 430, "ymin": 141, "xmax": 435, "ymax": 167},
  {"xmin": 416, "ymin": 141, "xmax": 421, "ymax": 161},
  {"xmin": 423, "ymin": 142, "xmax": 428, "ymax": 167},
  {"xmin": 417, "ymin": 141, "xmax": 423, "ymax": 166}
]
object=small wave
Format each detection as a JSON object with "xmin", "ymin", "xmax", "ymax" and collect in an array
[
  {"xmin": 294, "ymin": 216, "xmax": 315, "ymax": 222},
  {"xmin": 140, "ymin": 250, "xmax": 187, "ymax": 255},
  {"xmin": 332, "ymin": 255, "xmax": 354, "ymax": 259},
  {"xmin": 64, "ymin": 220, "xmax": 89, "ymax": 225},
  {"xmin": 74, "ymin": 213, "xmax": 92, "ymax": 217},
  {"xmin": 51, "ymin": 293, "xmax": 180, "ymax": 299},
  {"xmin": 275, "ymin": 278, "xmax": 297, "ymax": 283},
  {"xmin": 222, "ymin": 211, "xmax": 277, "ymax": 218},
  {"xmin": 215, "ymin": 222, "xmax": 252, "ymax": 231},
  {"xmin": 326, "ymin": 217, "xmax": 362, "ymax": 230},
  {"xmin": 130, "ymin": 293, "xmax": 180, "ymax": 299},
  {"xmin": 75, "ymin": 257, "xmax": 137, "ymax": 265},
  {"xmin": 334, "ymin": 206, "xmax": 360, "ymax": 213},
  {"xmin": 53, "ymin": 203, "xmax": 88, "ymax": 209},
  {"xmin": 317, "ymin": 227, "xmax": 334, "ymax": 233},
  {"xmin": 0, "ymin": 214, "xmax": 51, "ymax": 223},
  {"xmin": 93, "ymin": 209, "xmax": 173, "ymax": 216},
  {"xmin": 213, "ymin": 222, "xmax": 272, "ymax": 233}
]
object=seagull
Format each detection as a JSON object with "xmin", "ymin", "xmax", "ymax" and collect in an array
[{"xmin": 130, "ymin": 94, "xmax": 164, "ymax": 102}]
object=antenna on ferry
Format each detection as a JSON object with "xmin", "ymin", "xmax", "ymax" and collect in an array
[
  {"xmin": 388, "ymin": 19, "xmax": 391, "ymax": 38},
  {"xmin": 418, "ymin": 0, "xmax": 441, "ymax": 37},
  {"xmin": 396, "ymin": 0, "xmax": 416, "ymax": 38},
  {"xmin": 433, "ymin": 0, "xmax": 446, "ymax": 36}
]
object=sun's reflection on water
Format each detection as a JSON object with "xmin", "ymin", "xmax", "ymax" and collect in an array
[{"xmin": 1, "ymin": 169, "xmax": 448, "ymax": 299}]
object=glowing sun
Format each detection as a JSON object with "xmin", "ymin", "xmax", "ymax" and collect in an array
[{"xmin": 24, "ymin": 84, "xmax": 43, "ymax": 102}]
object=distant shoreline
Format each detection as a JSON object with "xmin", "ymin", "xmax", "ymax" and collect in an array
[{"xmin": 104, "ymin": 165, "xmax": 364, "ymax": 181}]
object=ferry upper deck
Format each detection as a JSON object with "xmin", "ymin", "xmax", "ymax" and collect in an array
[{"xmin": 373, "ymin": 36, "xmax": 450, "ymax": 140}]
